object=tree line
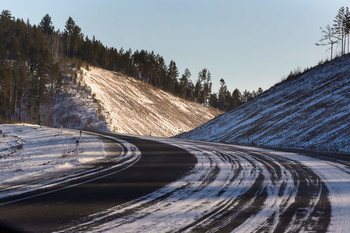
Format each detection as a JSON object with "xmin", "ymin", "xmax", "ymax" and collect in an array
[
  {"xmin": 0, "ymin": 10, "xmax": 61, "ymax": 124},
  {"xmin": 317, "ymin": 6, "xmax": 350, "ymax": 59},
  {"xmin": 0, "ymin": 10, "xmax": 263, "ymax": 124},
  {"xmin": 54, "ymin": 14, "xmax": 263, "ymax": 111}
]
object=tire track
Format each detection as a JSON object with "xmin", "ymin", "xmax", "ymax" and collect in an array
[{"xmin": 62, "ymin": 138, "xmax": 331, "ymax": 233}]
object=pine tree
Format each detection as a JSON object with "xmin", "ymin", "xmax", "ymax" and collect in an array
[
  {"xmin": 165, "ymin": 60, "xmax": 178, "ymax": 93},
  {"xmin": 218, "ymin": 78, "xmax": 228, "ymax": 110},
  {"xmin": 194, "ymin": 77, "xmax": 202, "ymax": 103},
  {"xmin": 242, "ymin": 90, "xmax": 253, "ymax": 103},
  {"xmin": 39, "ymin": 14, "xmax": 54, "ymax": 35},
  {"xmin": 0, "ymin": 10, "xmax": 13, "ymax": 20},
  {"xmin": 232, "ymin": 88, "xmax": 242, "ymax": 109},
  {"xmin": 64, "ymin": 17, "xmax": 82, "ymax": 57},
  {"xmin": 179, "ymin": 68, "xmax": 191, "ymax": 98},
  {"xmin": 209, "ymin": 93, "xmax": 218, "ymax": 108},
  {"xmin": 197, "ymin": 68, "xmax": 212, "ymax": 105}
]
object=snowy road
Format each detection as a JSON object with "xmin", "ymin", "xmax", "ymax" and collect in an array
[{"xmin": 1, "ymin": 129, "xmax": 350, "ymax": 232}]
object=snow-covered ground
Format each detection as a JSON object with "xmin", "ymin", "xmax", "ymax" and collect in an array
[
  {"xmin": 178, "ymin": 55, "xmax": 350, "ymax": 153},
  {"xmin": 59, "ymin": 136, "xmax": 350, "ymax": 233},
  {"xmin": 78, "ymin": 66, "xmax": 221, "ymax": 137},
  {"xmin": 1, "ymin": 125, "xmax": 350, "ymax": 232},
  {"xmin": 0, "ymin": 124, "xmax": 106, "ymax": 199},
  {"xmin": 52, "ymin": 75, "xmax": 108, "ymax": 132}
]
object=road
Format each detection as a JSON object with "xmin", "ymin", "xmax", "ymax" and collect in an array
[
  {"xmin": 1, "ymin": 132, "xmax": 350, "ymax": 232},
  {"xmin": 0, "ymin": 132, "xmax": 196, "ymax": 232}
]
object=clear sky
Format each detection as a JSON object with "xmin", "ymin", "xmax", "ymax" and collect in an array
[{"xmin": 1, "ymin": 0, "xmax": 349, "ymax": 92}]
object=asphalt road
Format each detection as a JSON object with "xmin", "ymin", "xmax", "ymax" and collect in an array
[
  {"xmin": 0, "ymin": 132, "xmax": 196, "ymax": 233},
  {"xmin": 2, "ymin": 132, "xmax": 350, "ymax": 233}
]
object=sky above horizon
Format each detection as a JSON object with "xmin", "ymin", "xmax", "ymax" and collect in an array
[{"xmin": 2, "ymin": 0, "xmax": 349, "ymax": 92}]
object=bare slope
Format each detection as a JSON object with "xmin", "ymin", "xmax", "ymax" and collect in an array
[
  {"xmin": 178, "ymin": 55, "xmax": 350, "ymax": 153},
  {"xmin": 80, "ymin": 66, "xmax": 221, "ymax": 137}
]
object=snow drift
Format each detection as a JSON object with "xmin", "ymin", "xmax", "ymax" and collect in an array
[
  {"xmin": 79, "ymin": 66, "xmax": 221, "ymax": 137},
  {"xmin": 178, "ymin": 55, "xmax": 350, "ymax": 153}
]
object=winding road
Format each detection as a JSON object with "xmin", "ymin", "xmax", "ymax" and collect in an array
[{"xmin": 1, "ymin": 132, "xmax": 350, "ymax": 233}]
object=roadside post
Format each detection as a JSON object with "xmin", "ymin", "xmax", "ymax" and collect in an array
[
  {"xmin": 75, "ymin": 140, "xmax": 79, "ymax": 157},
  {"xmin": 61, "ymin": 125, "xmax": 63, "ymax": 133},
  {"xmin": 80, "ymin": 130, "xmax": 82, "ymax": 141}
]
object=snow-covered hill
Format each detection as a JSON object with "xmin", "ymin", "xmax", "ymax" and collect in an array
[
  {"xmin": 78, "ymin": 66, "xmax": 221, "ymax": 137},
  {"xmin": 52, "ymin": 75, "xmax": 108, "ymax": 132},
  {"xmin": 178, "ymin": 55, "xmax": 350, "ymax": 153}
]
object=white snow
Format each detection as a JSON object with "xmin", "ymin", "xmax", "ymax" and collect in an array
[
  {"xmin": 52, "ymin": 74, "xmax": 108, "ymax": 131},
  {"xmin": 0, "ymin": 124, "xmax": 106, "ymax": 199},
  {"xmin": 79, "ymin": 66, "xmax": 221, "ymax": 137},
  {"xmin": 233, "ymin": 145, "xmax": 350, "ymax": 233},
  {"xmin": 178, "ymin": 55, "xmax": 350, "ymax": 153},
  {"xmin": 59, "ymin": 136, "xmax": 349, "ymax": 233},
  {"xmin": 1, "ymin": 125, "xmax": 350, "ymax": 232}
]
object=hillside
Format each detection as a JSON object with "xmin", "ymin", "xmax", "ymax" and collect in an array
[
  {"xmin": 178, "ymin": 55, "xmax": 350, "ymax": 153},
  {"xmin": 74, "ymin": 66, "xmax": 221, "ymax": 137}
]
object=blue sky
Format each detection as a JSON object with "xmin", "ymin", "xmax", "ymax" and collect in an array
[{"xmin": 2, "ymin": 0, "xmax": 349, "ymax": 92}]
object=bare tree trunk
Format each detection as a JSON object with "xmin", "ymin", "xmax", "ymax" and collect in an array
[
  {"xmin": 13, "ymin": 91, "xmax": 17, "ymax": 121},
  {"xmin": 19, "ymin": 93, "xmax": 23, "ymax": 122},
  {"xmin": 331, "ymin": 43, "xmax": 333, "ymax": 60}
]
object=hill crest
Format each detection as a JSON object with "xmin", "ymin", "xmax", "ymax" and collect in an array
[{"xmin": 178, "ymin": 55, "xmax": 350, "ymax": 153}]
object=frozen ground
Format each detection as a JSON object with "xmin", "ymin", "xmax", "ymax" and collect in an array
[
  {"xmin": 0, "ymin": 124, "xmax": 107, "ymax": 199},
  {"xmin": 1, "ymin": 126, "xmax": 350, "ymax": 232},
  {"xmin": 178, "ymin": 55, "xmax": 350, "ymax": 153},
  {"xmin": 79, "ymin": 66, "xmax": 221, "ymax": 137},
  {"xmin": 52, "ymin": 74, "xmax": 108, "ymax": 132},
  {"xmin": 58, "ymin": 135, "xmax": 350, "ymax": 233}
]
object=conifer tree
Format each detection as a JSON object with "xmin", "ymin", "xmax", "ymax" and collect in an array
[
  {"xmin": 197, "ymin": 68, "xmax": 212, "ymax": 105},
  {"xmin": 218, "ymin": 78, "xmax": 228, "ymax": 110},
  {"xmin": 39, "ymin": 14, "xmax": 54, "ymax": 35},
  {"xmin": 232, "ymin": 88, "xmax": 242, "ymax": 109},
  {"xmin": 64, "ymin": 16, "xmax": 82, "ymax": 57},
  {"xmin": 165, "ymin": 60, "xmax": 178, "ymax": 93},
  {"xmin": 179, "ymin": 68, "xmax": 191, "ymax": 98}
]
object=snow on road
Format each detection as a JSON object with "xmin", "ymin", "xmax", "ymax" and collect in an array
[
  {"xmin": 0, "ymin": 124, "xmax": 106, "ymax": 199},
  {"xmin": 2, "ymin": 126, "xmax": 350, "ymax": 232},
  {"xmin": 60, "ymin": 137, "xmax": 350, "ymax": 233}
]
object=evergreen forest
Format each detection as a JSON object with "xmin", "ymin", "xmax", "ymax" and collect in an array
[{"xmin": 0, "ymin": 10, "xmax": 274, "ymax": 124}]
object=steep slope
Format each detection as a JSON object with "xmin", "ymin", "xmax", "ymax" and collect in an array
[
  {"xmin": 178, "ymin": 55, "xmax": 350, "ymax": 153},
  {"xmin": 52, "ymin": 75, "xmax": 108, "ymax": 131},
  {"xmin": 79, "ymin": 66, "xmax": 221, "ymax": 137}
]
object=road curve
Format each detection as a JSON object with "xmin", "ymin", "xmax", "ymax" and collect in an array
[
  {"xmin": 63, "ymin": 137, "xmax": 332, "ymax": 233},
  {"xmin": 1, "ymin": 132, "xmax": 350, "ymax": 232},
  {"xmin": 0, "ymin": 132, "xmax": 196, "ymax": 233}
]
